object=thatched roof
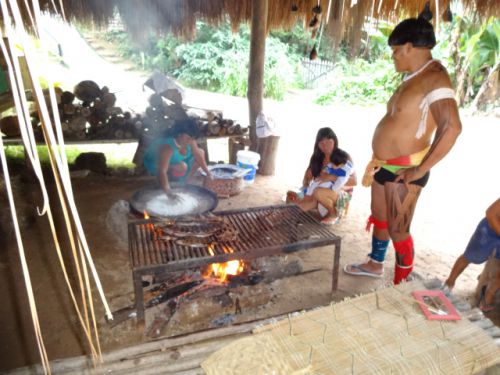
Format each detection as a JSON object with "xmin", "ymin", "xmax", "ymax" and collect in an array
[{"xmin": 2, "ymin": 0, "xmax": 499, "ymax": 41}]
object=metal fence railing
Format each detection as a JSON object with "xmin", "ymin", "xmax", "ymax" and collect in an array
[{"xmin": 300, "ymin": 58, "xmax": 336, "ymax": 88}]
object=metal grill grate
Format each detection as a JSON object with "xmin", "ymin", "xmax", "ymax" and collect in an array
[
  {"xmin": 129, "ymin": 205, "xmax": 339, "ymax": 269},
  {"xmin": 128, "ymin": 204, "xmax": 342, "ymax": 325}
]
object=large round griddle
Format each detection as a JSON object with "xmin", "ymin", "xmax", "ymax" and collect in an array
[{"xmin": 130, "ymin": 184, "xmax": 218, "ymax": 218}]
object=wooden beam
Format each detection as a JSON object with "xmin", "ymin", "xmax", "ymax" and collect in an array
[{"xmin": 247, "ymin": 0, "xmax": 268, "ymax": 152}]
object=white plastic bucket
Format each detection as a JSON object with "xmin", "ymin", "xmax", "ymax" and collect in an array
[{"xmin": 236, "ymin": 150, "xmax": 260, "ymax": 184}]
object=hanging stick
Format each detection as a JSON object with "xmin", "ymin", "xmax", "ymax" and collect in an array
[{"xmin": 326, "ymin": 0, "xmax": 333, "ymax": 24}]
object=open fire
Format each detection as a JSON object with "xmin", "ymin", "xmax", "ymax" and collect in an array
[
  {"xmin": 126, "ymin": 205, "xmax": 342, "ymax": 338},
  {"xmin": 143, "ymin": 210, "xmax": 245, "ymax": 283},
  {"xmin": 205, "ymin": 244, "xmax": 245, "ymax": 282}
]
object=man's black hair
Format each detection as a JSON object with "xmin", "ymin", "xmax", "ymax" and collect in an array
[
  {"xmin": 168, "ymin": 119, "xmax": 201, "ymax": 139},
  {"xmin": 330, "ymin": 148, "xmax": 349, "ymax": 166},
  {"xmin": 388, "ymin": 17, "xmax": 436, "ymax": 49}
]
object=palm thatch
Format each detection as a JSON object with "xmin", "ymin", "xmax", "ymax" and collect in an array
[{"xmin": 1, "ymin": 0, "xmax": 499, "ymax": 41}]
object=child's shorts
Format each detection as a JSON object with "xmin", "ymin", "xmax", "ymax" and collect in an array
[{"xmin": 463, "ymin": 217, "xmax": 500, "ymax": 264}]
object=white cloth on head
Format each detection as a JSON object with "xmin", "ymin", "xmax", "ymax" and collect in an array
[{"xmin": 416, "ymin": 88, "xmax": 456, "ymax": 139}]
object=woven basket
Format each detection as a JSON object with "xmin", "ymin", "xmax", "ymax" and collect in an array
[{"xmin": 203, "ymin": 175, "xmax": 243, "ymax": 198}]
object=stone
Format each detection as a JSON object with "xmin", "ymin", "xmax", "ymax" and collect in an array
[{"xmin": 73, "ymin": 152, "xmax": 107, "ymax": 174}]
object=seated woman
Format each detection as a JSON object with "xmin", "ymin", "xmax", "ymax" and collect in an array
[
  {"xmin": 143, "ymin": 119, "xmax": 212, "ymax": 198},
  {"xmin": 287, "ymin": 127, "xmax": 357, "ymax": 224}
]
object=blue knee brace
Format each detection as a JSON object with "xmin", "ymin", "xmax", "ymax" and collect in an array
[{"xmin": 369, "ymin": 236, "xmax": 389, "ymax": 263}]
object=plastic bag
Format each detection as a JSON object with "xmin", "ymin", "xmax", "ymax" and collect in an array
[{"xmin": 256, "ymin": 112, "xmax": 278, "ymax": 138}]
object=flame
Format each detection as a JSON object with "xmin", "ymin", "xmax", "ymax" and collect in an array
[
  {"xmin": 143, "ymin": 210, "xmax": 150, "ymax": 219},
  {"xmin": 205, "ymin": 244, "xmax": 244, "ymax": 282}
]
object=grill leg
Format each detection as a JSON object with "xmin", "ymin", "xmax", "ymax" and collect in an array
[
  {"xmin": 332, "ymin": 239, "xmax": 341, "ymax": 293},
  {"xmin": 133, "ymin": 271, "xmax": 145, "ymax": 330}
]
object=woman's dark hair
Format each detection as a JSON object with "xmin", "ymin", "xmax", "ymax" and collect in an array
[
  {"xmin": 308, "ymin": 127, "xmax": 339, "ymax": 178},
  {"xmin": 166, "ymin": 119, "xmax": 201, "ymax": 139},
  {"xmin": 388, "ymin": 17, "xmax": 436, "ymax": 49}
]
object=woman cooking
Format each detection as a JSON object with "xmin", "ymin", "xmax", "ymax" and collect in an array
[{"xmin": 143, "ymin": 119, "xmax": 212, "ymax": 199}]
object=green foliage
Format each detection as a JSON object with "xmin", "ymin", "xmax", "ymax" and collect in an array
[
  {"xmin": 315, "ymin": 58, "xmax": 400, "ymax": 105},
  {"xmin": 105, "ymin": 22, "xmax": 295, "ymax": 100},
  {"xmin": 3, "ymin": 145, "xmax": 135, "ymax": 169}
]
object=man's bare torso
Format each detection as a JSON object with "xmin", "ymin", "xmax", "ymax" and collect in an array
[{"xmin": 372, "ymin": 62, "xmax": 451, "ymax": 160}]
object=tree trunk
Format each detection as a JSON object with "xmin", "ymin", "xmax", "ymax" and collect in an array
[
  {"xmin": 247, "ymin": 0, "xmax": 268, "ymax": 152},
  {"xmin": 470, "ymin": 61, "xmax": 500, "ymax": 113},
  {"xmin": 455, "ymin": 61, "xmax": 470, "ymax": 106}
]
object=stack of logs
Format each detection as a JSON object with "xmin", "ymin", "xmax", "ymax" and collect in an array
[
  {"xmin": 38, "ymin": 80, "xmax": 142, "ymax": 141},
  {"xmin": 141, "ymin": 93, "xmax": 248, "ymax": 138}
]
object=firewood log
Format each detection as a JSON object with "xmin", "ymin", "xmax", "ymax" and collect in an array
[
  {"xmin": 74, "ymin": 80, "xmax": 101, "ymax": 103},
  {"xmin": 106, "ymin": 106, "xmax": 123, "ymax": 116},
  {"xmin": 163, "ymin": 88, "xmax": 183, "ymax": 105},
  {"xmin": 207, "ymin": 122, "xmax": 221, "ymax": 136},
  {"xmin": 62, "ymin": 103, "xmax": 76, "ymax": 116},
  {"xmin": 93, "ymin": 97, "xmax": 104, "ymax": 110},
  {"xmin": 60, "ymin": 91, "xmax": 75, "ymax": 105},
  {"xmin": 68, "ymin": 116, "xmax": 87, "ymax": 132},
  {"xmin": 102, "ymin": 92, "xmax": 117, "ymax": 108},
  {"xmin": 149, "ymin": 93, "xmax": 164, "ymax": 108},
  {"xmin": 206, "ymin": 111, "xmax": 218, "ymax": 122},
  {"xmin": 145, "ymin": 106, "xmax": 157, "ymax": 119},
  {"xmin": 163, "ymin": 104, "xmax": 189, "ymax": 121},
  {"xmin": 80, "ymin": 107, "xmax": 91, "ymax": 117},
  {"xmin": 100, "ymin": 86, "xmax": 110, "ymax": 97}
]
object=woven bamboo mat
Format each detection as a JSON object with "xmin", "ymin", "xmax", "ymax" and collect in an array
[{"xmin": 201, "ymin": 281, "xmax": 500, "ymax": 375}]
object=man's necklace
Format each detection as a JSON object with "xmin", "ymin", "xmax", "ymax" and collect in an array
[{"xmin": 403, "ymin": 59, "xmax": 438, "ymax": 82}]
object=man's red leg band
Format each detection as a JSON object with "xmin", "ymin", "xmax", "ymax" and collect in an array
[
  {"xmin": 393, "ymin": 235, "xmax": 414, "ymax": 284},
  {"xmin": 366, "ymin": 215, "xmax": 388, "ymax": 232}
]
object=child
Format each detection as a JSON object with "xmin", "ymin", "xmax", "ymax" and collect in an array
[
  {"xmin": 444, "ymin": 198, "xmax": 500, "ymax": 312},
  {"xmin": 304, "ymin": 148, "xmax": 353, "ymax": 197}
]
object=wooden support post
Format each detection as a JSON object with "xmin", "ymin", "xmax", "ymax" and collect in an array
[
  {"xmin": 247, "ymin": 0, "xmax": 268, "ymax": 152},
  {"xmin": 228, "ymin": 137, "xmax": 244, "ymax": 165},
  {"xmin": 256, "ymin": 135, "xmax": 279, "ymax": 176}
]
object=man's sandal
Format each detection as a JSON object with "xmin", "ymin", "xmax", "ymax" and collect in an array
[{"xmin": 343, "ymin": 263, "xmax": 384, "ymax": 278}]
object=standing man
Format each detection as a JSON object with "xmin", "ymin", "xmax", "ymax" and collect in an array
[{"xmin": 344, "ymin": 12, "xmax": 462, "ymax": 284}]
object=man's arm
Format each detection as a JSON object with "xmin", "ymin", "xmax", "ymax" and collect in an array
[
  {"xmin": 486, "ymin": 198, "xmax": 500, "ymax": 236},
  {"xmin": 396, "ymin": 97, "xmax": 462, "ymax": 185},
  {"xmin": 158, "ymin": 145, "xmax": 173, "ymax": 194}
]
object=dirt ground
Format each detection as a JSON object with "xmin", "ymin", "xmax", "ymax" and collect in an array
[
  {"xmin": 1, "ymin": 17, "xmax": 499, "ymax": 372},
  {"xmin": 0, "ymin": 155, "xmax": 498, "ymax": 371}
]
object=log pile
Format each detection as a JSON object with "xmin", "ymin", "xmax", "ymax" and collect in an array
[
  {"xmin": 140, "ymin": 94, "xmax": 248, "ymax": 138},
  {"xmin": 34, "ymin": 80, "xmax": 142, "ymax": 141}
]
